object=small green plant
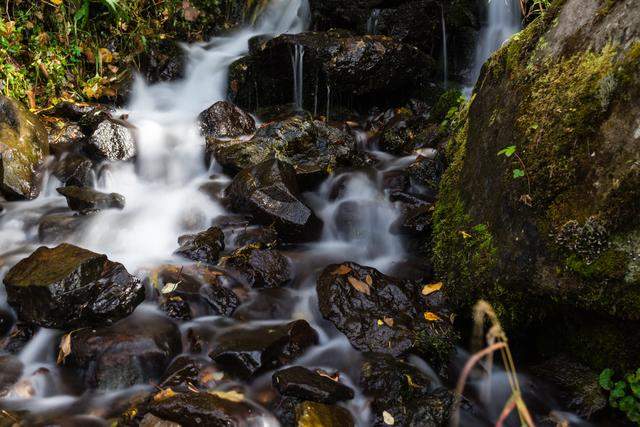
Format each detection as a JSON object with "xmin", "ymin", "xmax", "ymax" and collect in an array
[
  {"xmin": 497, "ymin": 145, "xmax": 526, "ymax": 179},
  {"xmin": 599, "ymin": 368, "xmax": 640, "ymax": 424}
]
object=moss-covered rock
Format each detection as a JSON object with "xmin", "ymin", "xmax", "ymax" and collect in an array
[
  {"xmin": 433, "ymin": 0, "xmax": 640, "ymax": 370},
  {"xmin": 0, "ymin": 96, "xmax": 48, "ymax": 200}
]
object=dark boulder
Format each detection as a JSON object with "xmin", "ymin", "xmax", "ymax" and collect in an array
[
  {"xmin": 0, "ymin": 95, "xmax": 49, "ymax": 200},
  {"xmin": 406, "ymin": 153, "xmax": 445, "ymax": 197},
  {"xmin": 0, "ymin": 322, "xmax": 35, "ymax": 354},
  {"xmin": 137, "ymin": 40, "xmax": 186, "ymax": 83},
  {"xmin": 85, "ymin": 118, "xmax": 136, "ymax": 161},
  {"xmin": 316, "ymin": 262, "xmax": 456, "ymax": 366},
  {"xmin": 228, "ymin": 31, "xmax": 435, "ymax": 112},
  {"xmin": 52, "ymin": 153, "xmax": 95, "ymax": 187},
  {"xmin": 220, "ymin": 244, "xmax": 292, "ymax": 289},
  {"xmin": 175, "ymin": 226, "xmax": 225, "ymax": 264},
  {"xmin": 47, "ymin": 122, "xmax": 86, "ymax": 158},
  {"xmin": 57, "ymin": 186, "xmax": 125, "ymax": 214},
  {"xmin": 224, "ymin": 159, "xmax": 323, "ymax": 242},
  {"xmin": 360, "ymin": 352, "xmax": 453, "ymax": 427},
  {"xmin": 390, "ymin": 203, "xmax": 434, "ymax": 236},
  {"xmin": 3, "ymin": 243, "xmax": 144, "ymax": 329},
  {"xmin": 231, "ymin": 225, "xmax": 278, "ymax": 248},
  {"xmin": 209, "ymin": 320, "xmax": 318, "ymax": 379},
  {"xmin": 0, "ymin": 307, "xmax": 13, "ymax": 337},
  {"xmin": 62, "ymin": 310, "xmax": 181, "ymax": 390},
  {"xmin": 198, "ymin": 101, "xmax": 256, "ymax": 139},
  {"xmin": 273, "ymin": 366, "xmax": 354, "ymax": 404}
]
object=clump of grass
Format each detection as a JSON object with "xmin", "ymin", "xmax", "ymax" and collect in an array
[{"xmin": 451, "ymin": 300, "xmax": 536, "ymax": 427}]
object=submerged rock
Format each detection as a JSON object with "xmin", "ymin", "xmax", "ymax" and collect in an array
[
  {"xmin": 175, "ymin": 226, "xmax": 225, "ymax": 264},
  {"xmin": 57, "ymin": 186, "xmax": 125, "ymax": 214},
  {"xmin": 273, "ymin": 366, "xmax": 354, "ymax": 404},
  {"xmin": 224, "ymin": 159, "xmax": 323, "ymax": 242},
  {"xmin": 86, "ymin": 118, "xmax": 136, "ymax": 161},
  {"xmin": 229, "ymin": 31, "xmax": 435, "ymax": 112},
  {"xmin": 316, "ymin": 262, "xmax": 456, "ymax": 365},
  {"xmin": 0, "ymin": 354, "xmax": 23, "ymax": 397},
  {"xmin": 209, "ymin": 320, "xmax": 318, "ymax": 379},
  {"xmin": 198, "ymin": 100, "xmax": 256, "ymax": 138},
  {"xmin": 149, "ymin": 392, "xmax": 256, "ymax": 427},
  {"xmin": 295, "ymin": 401, "xmax": 354, "ymax": 427},
  {"xmin": 360, "ymin": 352, "xmax": 453, "ymax": 427},
  {"xmin": 63, "ymin": 311, "xmax": 181, "ymax": 390},
  {"xmin": 37, "ymin": 211, "xmax": 87, "ymax": 243},
  {"xmin": 3, "ymin": 243, "xmax": 144, "ymax": 329},
  {"xmin": 0, "ymin": 95, "xmax": 49, "ymax": 200},
  {"xmin": 220, "ymin": 244, "xmax": 292, "ymax": 289}
]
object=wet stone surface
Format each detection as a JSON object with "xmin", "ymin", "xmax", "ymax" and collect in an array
[{"xmin": 272, "ymin": 366, "xmax": 355, "ymax": 404}]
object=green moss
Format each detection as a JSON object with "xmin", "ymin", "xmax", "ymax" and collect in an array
[{"xmin": 566, "ymin": 250, "xmax": 628, "ymax": 281}]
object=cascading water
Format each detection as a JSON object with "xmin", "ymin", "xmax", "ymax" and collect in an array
[
  {"xmin": 471, "ymin": 0, "xmax": 521, "ymax": 81},
  {"xmin": 292, "ymin": 44, "xmax": 305, "ymax": 110},
  {"xmin": 366, "ymin": 8, "xmax": 381, "ymax": 34},
  {"xmin": 440, "ymin": 4, "xmax": 448, "ymax": 88}
]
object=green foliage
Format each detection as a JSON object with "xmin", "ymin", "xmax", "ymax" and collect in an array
[
  {"xmin": 599, "ymin": 368, "xmax": 640, "ymax": 423},
  {"xmin": 497, "ymin": 145, "xmax": 516, "ymax": 157}
]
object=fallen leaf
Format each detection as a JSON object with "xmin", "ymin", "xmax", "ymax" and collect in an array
[
  {"xmin": 153, "ymin": 388, "xmax": 176, "ymax": 402},
  {"xmin": 377, "ymin": 319, "xmax": 383, "ymax": 326},
  {"xmin": 99, "ymin": 48, "xmax": 113, "ymax": 64},
  {"xmin": 423, "ymin": 311, "xmax": 442, "ymax": 322},
  {"xmin": 365, "ymin": 274, "xmax": 373, "ymax": 286},
  {"xmin": 316, "ymin": 369, "xmax": 340, "ymax": 382},
  {"xmin": 405, "ymin": 374, "xmax": 419, "ymax": 388},
  {"xmin": 57, "ymin": 333, "xmax": 72, "ymax": 364},
  {"xmin": 421, "ymin": 282, "xmax": 443, "ymax": 296},
  {"xmin": 382, "ymin": 410, "xmax": 395, "ymax": 425},
  {"xmin": 383, "ymin": 317, "xmax": 394, "ymax": 327},
  {"xmin": 200, "ymin": 370, "xmax": 224, "ymax": 383},
  {"xmin": 460, "ymin": 231, "xmax": 472, "ymax": 239},
  {"xmin": 333, "ymin": 264, "xmax": 352, "ymax": 275},
  {"xmin": 347, "ymin": 276, "xmax": 371, "ymax": 295},
  {"xmin": 161, "ymin": 282, "xmax": 180, "ymax": 294},
  {"xmin": 209, "ymin": 390, "xmax": 244, "ymax": 402}
]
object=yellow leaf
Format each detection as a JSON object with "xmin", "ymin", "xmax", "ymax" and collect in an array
[
  {"xmin": 333, "ymin": 264, "xmax": 352, "ymax": 275},
  {"xmin": 365, "ymin": 274, "xmax": 373, "ymax": 286},
  {"xmin": 153, "ymin": 388, "xmax": 176, "ymax": 402},
  {"xmin": 347, "ymin": 276, "xmax": 371, "ymax": 295},
  {"xmin": 460, "ymin": 231, "xmax": 471, "ymax": 239},
  {"xmin": 51, "ymin": 0, "xmax": 63, "ymax": 5},
  {"xmin": 377, "ymin": 319, "xmax": 383, "ymax": 326},
  {"xmin": 99, "ymin": 48, "xmax": 114, "ymax": 64},
  {"xmin": 405, "ymin": 374, "xmax": 419, "ymax": 388},
  {"xmin": 209, "ymin": 390, "xmax": 244, "ymax": 403},
  {"xmin": 421, "ymin": 282, "xmax": 443, "ymax": 296},
  {"xmin": 56, "ymin": 333, "xmax": 72, "ymax": 364},
  {"xmin": 423, "ymin": 311, "xmax": 442, "ymax": 322},
  {"xmin": 382, "ymin": 410, "xmax": 395, "ymax": 425}
]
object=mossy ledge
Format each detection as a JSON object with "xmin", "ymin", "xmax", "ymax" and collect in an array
[{"xmin": 433, "ymin": 0, "xmax": 640, "ymax": 371}]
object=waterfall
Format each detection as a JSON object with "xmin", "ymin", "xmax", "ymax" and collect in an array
[
  {"xmin": 366, "ymin": 9, "xmax": 381, "ymax": 34},
  {"xmin": 471, "ymin": 0, "xmax": 521, "ymax": 82},
  {"xmin": 440, "ymin": 4, "xmax": 448, "ymax": 88},
  {"xmin": 292, "ymin": 44, "xmax": 305, "ymax": 110},
  {"xmin": 326, "ymin": 84, "xmax": 331, "ymax": 121}
]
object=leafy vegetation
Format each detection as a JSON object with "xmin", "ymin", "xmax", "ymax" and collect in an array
[
  {"xmin": 599, "ymin": 368, "xmax": 640, "ymax": 423},
  {"xmin": 0, "ymin": 0, "xmax": 260, "ymax": 108}
]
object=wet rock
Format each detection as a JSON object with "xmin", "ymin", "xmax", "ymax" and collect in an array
[
  {"xmin": 229, "ymin": 32, "xmax": 435, "ymax": 112},
  {"xmin": 0, "ymin": 354, "xmax": 23, "ymax": 397},
  {"xmin": 360, "ymin": 352, "xmax": 453, "ymax": 427},
  {"xmin": 52, "ymin": 153, "xmax": 94, "ymax": 187},
  {"xmin": 208, "ymin": 115, "xmax": 356, "ymax": 185},
  {"xmin": 37, "ymin": 211, "xmax": 87, "ymax": 243},
  {"xmin": 273, "ymin": 366, "xmax": 354, "ymax": 404},
  {"xmin": 198, "ymin": 101, "xmax": 256, "ymax": 139},
  {"xmin": 175, "ymin": 226, "xmax": 225, "ymax": 264},
  {"xmin": 47, "ymin": 101, "xmax": 107, "ymax": 123},
  {"xmin": 137, "ymin": 40, "xmax": 186, "ymax": 83},
  {"xmin": 209, "ymin": 320, "xmax": 318, "ymax": 379},
  {"xmin": 316, "ymin": 262, "xmax": 456, "ymax": 365},
  {"xmin": 295, "ymin": 401, "xmax": 354, "ymax": 427},
  {"xmin": 381, "ymin": 170, "xmax": 409, "ymax": 193},
  {"xmin": 224, "ymin": 159, "xmax": 323, "ymax": 243},
  {"xmin": 85, "ymin": 118, "xmax": 136, "ymax": 161},
  {"xmin": 57, "ymin": 186, "xmax": 125, "ymax": 214},
  {"xmin": 232, "ymin": 287, "xmax": 297, "ymax": 322},
  {"xmin": 232, "ymin": 225, "xmax": 278, "ymax": 248},
  {"xmin": 0, "ymin": 322, "xmax": 35, "ymax": 354},
  {"xmin": 63, "ymin": 310, "xmax": 181, "ymax": 390},
  {"xmin": 3, "ymin": 243, "xmax": 144, "ymax": 329},
  {"xmin": 47, "ymin": 122, "xmax": 86, "ymax": 158},
  {"xmin": 0, "ymin": 95, "xmax": 49, "ymax": 200},
  {"xmin": 406, "ymin": 154, "xmax": 445, "ymax": 197},
  {"xmin": 76, "ymin": 105, "xmax": 113, "ymax": 135},
  {"xmin": 220, "ymin": 244, "xmax": 292, "ymax": 289},
  {"xmin": 149, "ymin": 392, "xmax": 255, "ymax": 427},
  {"xmin": 160, "ymin": 355, "xmax": 225, "ymax": 391},
  {"xmin": 390, "ymin": 203, "xmax": 435, "ymax": 236}
]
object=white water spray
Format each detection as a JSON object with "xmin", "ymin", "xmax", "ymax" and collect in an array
[{"xmin": 292, "ymin": 44, "xmax": 305, "ymax": 110}]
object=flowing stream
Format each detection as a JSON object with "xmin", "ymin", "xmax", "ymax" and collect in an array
[{"xmin": 0, "ymin": 0, "xmax": 594, "ymax": 425}]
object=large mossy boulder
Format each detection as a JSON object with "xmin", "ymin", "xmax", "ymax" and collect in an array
[
  {"xmin": 228, "ymin": 31, "xmax": 435, "ymax": 112},
  {"xmin": 0, "ymin": 96, "xmax": 49, "ymax": 200},
  {"xmin": 3, "ymin": 243, "xmax": 144, "ymax": 329},
  {"xmin": 433, "ymin": 0, "xmax": 640, "ymax": 370}
]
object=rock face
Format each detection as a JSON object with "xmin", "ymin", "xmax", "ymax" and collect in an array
[
  {"xmin": 175, "ymin": 227, "xmax": 225, "ymax": 264},
  {"xmin": 224, "ymin": 159, "xmax": 323, "ymax": 242},
  {"xmin": 220, "ymin": 244, "xmax": 292, "ymax": 289},
  {"xmin": 273, "ymin": 366, "xmax": 354, "ymax": 404},
  {"xmin": 209, "ymin": 320, "xmax": 318, "ymax": 379},
  {"xmin": 198, "ymin": 101, "xmax": 256, "ymax": 138},
  {"xmin": 228, "ymin": 31, "xmax": 435, "ymax": 112},
  {"xmin": 62, "ymin": 311, "xmax": 181, "ymax": 390},
  {"xmin": 86, "ymin": 119, "xmax": 136, "ymax": 161},
  {"xmin": 0, "ymin": 96, "xmax": 49, "ymax": 200},
  {"xmin": 432, "ymin": 0, "xmax": 640, "ymax": 370},
  {"xmin": 3, "ymin": 244, "xmax": 144, "ymax": 329},
  {"xmin": 316, "ymin": 262, "xmax": 456, "ymax": 366},
  {"xmin": 57, "ymin": 186, "xmax": 125, "ymax": 214},
  {"xmin": 149, "ymin": 392, "xmax": 256, "ymax": 427},
  {"xmin": 208, "ymin": 115, "xmax": 356, "ymax": 184},
  {"xmin": 360, "ymin": 352, "xmax": 453, "ymax": 426}
]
